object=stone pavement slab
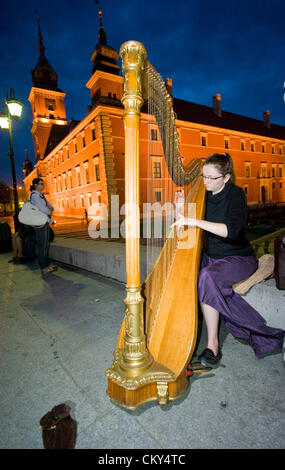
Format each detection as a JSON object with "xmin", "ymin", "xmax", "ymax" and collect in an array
[{"xmin": 0, "ymin": 252, "xmax": 284, "ymax": 449}]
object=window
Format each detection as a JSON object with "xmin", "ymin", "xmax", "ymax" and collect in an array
[
  {"xmin": 74, "ymin": 140, "xmax": 77, "ymax": 153},
  {"xmin": 244, "ymin": 186, "xmax": 248, "ymax": 195},
  {"xmin": 62, "ymin": 173, "xmax": 67, "ymax": 190},
  {"xmin": 279, "ymin": 166, "xmax": 283, "ymax": 177},
  {"xmin": 272, "ymin": 182, "xmax": 275, "ymax": 189},
  {"xmin": 97, "ymin": 192, "xmax": 102, "ymax": 204},
  {"xmin": 54, "ymin": 177, "xmax": 57, "ymax": 190},
  {"xmin": 280, "ymin": 182, "xmax": 283, "ymax": 189},
  {"xmin": 80, "ymin": 195, "xmax": 84, "ymax": 207},
  {"xmin": 262, "ymin": 144, "xmax": 265, "ymax": 153},
  {"xmin": 224, "ymin": 139, "xmax": 229, "ymax": 149},
  {"xmin": 94, "ymin": 157, "xmax": 100, "ymax": 181},
  {"xmin": 201, "ymin": 135, "xmax": 207, "ymax": 147},
  {"xmin": 92, "ymin": 128, "xmax": 96, "ymax": 141},
  {"xmin": 272, "ymin": 145, "xmax": 275, "ymax": 154},
  {"xmin": 250, "ymin": 143, "xmax": 254, "ymax": 152},
  {"xmin": 245, "ymin": 165, "xmax": 251, "ymax": 178},
  {"xmin": 84, "ymin": 161, "xmax": 90, "ymax": 184},
  {"xmin": 66, "ymin": 198, "xmax": 69, "ymax": 208},
  {"xmin": 155, "ymin": 191, "xmax": 162, "ymax": 202},
  {"xmin": 82, "ymin": 135, "xmax": 86, "ymax": 148},
  {"xmin": 68, "ymin": 170, "xmax": 72, "ymax": 188},
  {"xmin": 61, "ymin": 198, "xmax": 64, "ymax": 208},
  {"xmin": 261, "ymin": 165, "xmax": 266, "ymax": 177},
  {"xmin": 279, "ymin": 147, "xmax": 282, "ymax": 155},
  {"xmin": 45, "ymin": 98, "xmax": 56, "ymax": 111},
  {"xmin": 76, "ymin": 165, "xmax": 81, "ymax": 186},
  {"xmin": 151, "ymin": 129, "xmax": 158, "ymax": 141},
  {"xmin": 153, "ymin": 161, "xmax": 162, "ymax": 178},
  {"xmin": 241, "ymin": 141, "xmax": 245, "ymax": 151},
  {"xmin": 72, "ymin": 196, "xmax": 76, "ymax": 207},
  {"xmin": 88, "ymin": 193, "xmax": 92, "ymax": 206},
  {"xmin": 58, "ymin": 176, "xmax": 62, "ymax": 192},
  {"xmin": 66, "ymin": 147, "xmax": 69, "ymax": 159},
  {"xmin": 272, "ymin": 167, "xmax": 275, "ymax": 177}
]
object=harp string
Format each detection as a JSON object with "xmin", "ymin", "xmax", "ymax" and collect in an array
[{"xmin": 144, "ymin": 63, "xmax": 202, "ymax": 343}]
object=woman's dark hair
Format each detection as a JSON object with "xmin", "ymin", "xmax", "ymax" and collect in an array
[
  {"xmin": 30, "ymin": 177, "xmax": 44, "ymax": 191},
  {"xmin": 203, "ymin": 152, "xmax": 236, "ymax": 183}
]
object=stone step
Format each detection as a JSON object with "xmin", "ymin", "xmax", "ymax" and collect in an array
[{"xmin": 49, "ymin": 238, "xmax": 159, "ymax": 284}]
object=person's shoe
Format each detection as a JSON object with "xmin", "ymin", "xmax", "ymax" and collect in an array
[
  {"xmin": 41, "ymin": 265, "xmax": 58, "ymax": 275},
  {"xmin": 197, "ymin": 348, "xmax": 222, "ymax": 368}
]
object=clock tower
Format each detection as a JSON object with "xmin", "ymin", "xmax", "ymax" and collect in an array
[{"xmin": 28, "ymin": 13, "xmax": 69, "ymax": 162}]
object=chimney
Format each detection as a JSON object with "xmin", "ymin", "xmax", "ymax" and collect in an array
[
  {"xmin": 263, "ymin": 110, "xmax": 271, "ymax": 128},
  {"xmin": 165, "ymin": 77, "xmax": 173, "ymax": 98},
  {"xmin": 213, "ymin": 93, "xmax": 222, "ymax": 117}
]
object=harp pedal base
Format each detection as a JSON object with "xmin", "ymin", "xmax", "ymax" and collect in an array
[
  {"xmin": 105, "ymin": 348, "xmax": 189, "ymax": 409},
  {"xmin": 186, "ymin": 362, "xmax": 212, "ymax": 375}
]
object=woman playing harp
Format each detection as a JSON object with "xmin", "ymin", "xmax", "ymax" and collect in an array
[{"xmin": 172, "ymin": 152, "xmax": 285, "ymax": 367}]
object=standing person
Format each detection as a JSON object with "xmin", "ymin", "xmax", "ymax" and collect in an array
[
  {"xmin": 29, "ymin": 177, "xmax": 57, "ymax": 274},
  {"xmin": 172, "ymin": 153, "xmax": 284, "ymax": 367},
  {"xmin": 9, "ymin": 223, "xmax": 35, "ymax": 264}
]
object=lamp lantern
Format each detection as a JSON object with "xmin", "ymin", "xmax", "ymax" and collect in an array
[
  {"xmin": 6, "ymin": 89, "xmax": 24, "ymax": 119},
  {"xmin": 0, "ymin": 112, "xmax": 9, "ymax": 129}
]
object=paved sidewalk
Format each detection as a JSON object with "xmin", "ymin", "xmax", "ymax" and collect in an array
[{"xmin": 0, "ymin": 252, "xmax": 284, "ymax": 449}]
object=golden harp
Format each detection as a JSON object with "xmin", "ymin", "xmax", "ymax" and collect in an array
[{"xmin": 105, "ymin": 40, "xmax": 206, "ymax": 409}]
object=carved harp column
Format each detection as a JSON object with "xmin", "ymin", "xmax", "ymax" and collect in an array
[{"xmin": 105, "ymin": 41, "xmax": 175, "ymax": 409}]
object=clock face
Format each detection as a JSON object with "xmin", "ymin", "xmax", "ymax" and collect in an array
[{"xmin": 45, "ymin": 98, "xmax": 56, "ymax": 111}]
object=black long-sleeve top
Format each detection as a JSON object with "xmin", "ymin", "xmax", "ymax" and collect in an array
[{"xmin": 203, "ymin": 181, "xmax": 255, "ymax": 259}]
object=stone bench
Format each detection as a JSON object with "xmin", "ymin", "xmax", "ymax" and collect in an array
[{"xmin": 241, "ymin": 278, "xmax": 285, "ymax": 363}]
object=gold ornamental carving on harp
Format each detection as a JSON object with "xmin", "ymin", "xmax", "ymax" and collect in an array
[
  {"xmin": 120, "ymin": 40, "xmax": 147, "ymax": 113},
  {"xmin": 104, "ymin": 40, "xmax": 177, "ymax": 407}
]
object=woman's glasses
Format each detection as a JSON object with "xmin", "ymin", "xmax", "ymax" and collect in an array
[{"xmin": 201, "ymin": 174, "xmax": 224, "ymax": 181}]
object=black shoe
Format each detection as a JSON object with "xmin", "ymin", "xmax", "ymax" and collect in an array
[{"xmin": 197, "ymin": 348, "xmax": 222, "ymax": 368}]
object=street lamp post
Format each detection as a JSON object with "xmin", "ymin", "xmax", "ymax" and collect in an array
[{"xmin": 0, "ymin": 88, "xmax": 24, "ymax": 230}]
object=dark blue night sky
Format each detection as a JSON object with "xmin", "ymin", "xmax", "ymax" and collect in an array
[{"xmin": 1, "ymin": 0, "xmax": 285, "ymax": 185}]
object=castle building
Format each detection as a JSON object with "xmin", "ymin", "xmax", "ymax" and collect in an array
[{"xmin": 23, "ymin": 10, "xmax": 285, "ymax": 218}]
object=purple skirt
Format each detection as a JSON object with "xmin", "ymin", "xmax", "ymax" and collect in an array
[{"xmin": 198, "ymin": 251, "xmax": 285, "ymax": 358}]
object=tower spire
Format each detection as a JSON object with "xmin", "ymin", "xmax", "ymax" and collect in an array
[
  {"xmin": 35, "ymin": 9, "xmax": 45, "ymax": 57},
  {"xmin": 90, "ymin": 1, "xmax": 119, "ymax": 75},
  {"xmin": 98, "ymin": 7, "xmax": 107, "ymax": 45},
  {"xmin": 23, "ymin": 149, "xmax": 33, "ymax": 177}
]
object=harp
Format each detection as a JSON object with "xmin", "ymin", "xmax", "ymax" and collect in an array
[{"xmin": 105, "ymin": 41, "xmax": 206, "ymax": 409}]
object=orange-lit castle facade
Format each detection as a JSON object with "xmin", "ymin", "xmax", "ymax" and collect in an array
[{"xmin": 24, "ymin": 12, "xmax": 285, "ymax": 218}]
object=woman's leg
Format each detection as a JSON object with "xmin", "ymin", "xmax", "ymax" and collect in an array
[
  {"xmin": 15, "ymin": 236, "xmax": 23, "ymax": 258},
  {"xmin": 11, "ymin": 234, "xmax": 18, "ymax": 258},
  {"xmin": 35, "ymin": 224, "xmax": 49, "ymax": 269},
  {"xmin": 198, "ymin": 254, "xmax": 284, "ymax": 357},
  {"xmin": 200, "ymin": 301, "xmax": 220, "ymax": 355}
]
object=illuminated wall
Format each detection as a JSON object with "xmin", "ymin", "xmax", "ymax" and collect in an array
[{"xmin": 24, "ymin": 71, "xmax": 285, "ymax": 217}]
